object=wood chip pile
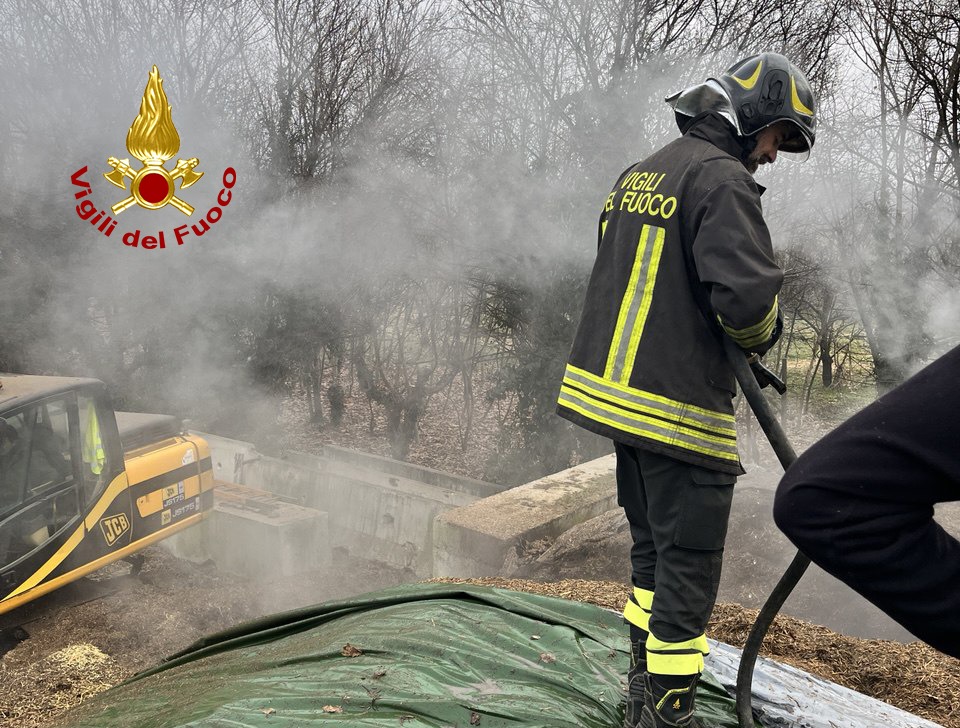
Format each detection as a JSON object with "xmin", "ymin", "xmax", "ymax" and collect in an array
[
  {"xmin": 1, "ymin": 643, "xmax": 127, "ymax": 728},
  {"xmin": 8, "ymin": 573, "xmax": 957, "ymax": 727},
  {"xmin": 432, "ymin": 577, "xmax": 960, "ymax": 728}
]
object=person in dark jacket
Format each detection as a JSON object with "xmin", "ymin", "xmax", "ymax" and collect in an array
[
  {"xmin": 557, "ymin": 53, "xmax": 818, "ymax": 728},
  {"xmin": 774, "ymin": 345, "xmax": 960, "ymax": 660}
]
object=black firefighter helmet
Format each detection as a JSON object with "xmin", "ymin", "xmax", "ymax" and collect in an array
[{"xmin": 715, "ymin": 52, "xmax": 817, "ymax": 154}]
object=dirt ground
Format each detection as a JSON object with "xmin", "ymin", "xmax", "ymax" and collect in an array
[
  {"xmin": 0, "ymin": 547, "xmax": 411, "ymax": 728},
  {"xmin": 2, "ymin": 548, "xmax": 958, "ymax": 728}
]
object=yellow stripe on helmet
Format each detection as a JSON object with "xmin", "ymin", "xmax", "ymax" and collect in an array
[
  {"xmin": 791, "ymin": 76, "xmax": 814, "ymax": 116},
  {"xmin": 732, "ymin": 60, "xmax": 763, "ymax": 90}
]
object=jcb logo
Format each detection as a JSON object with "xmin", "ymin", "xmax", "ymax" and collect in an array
[{"xmin": 100, "ymin": 513, "xmax": 130, "ymax": 546}]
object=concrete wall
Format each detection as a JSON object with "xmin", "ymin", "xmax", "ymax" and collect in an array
[
  {"xmin": 179, "ymin": 432, "xmax": 619, "ymax": 582},
  {"xmin": 291, "ymin": 446, "xmax": 505, "ymax": 499},
  {"xmin": 432, "ymin": 455, "xmax": 618, "ymax": 577},
  {"xmin": 188, "ymin": 434, "xmax": 494, "ymax": 578},
  {"xmin": 243, "ymin": 454, "xmax": 475, "ymax": 577},
  {"xmin": 198, "ymin": 432, "xmax": 260, "ymax": 485}
]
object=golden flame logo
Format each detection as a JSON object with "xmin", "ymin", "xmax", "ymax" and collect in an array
[
  {"xmin": 103, "ymin": 66, "xmax": 203, "ymax": 215},
  {"xmin": 127, "ymin": 66, "xmax": 180, "ymax": 165}
]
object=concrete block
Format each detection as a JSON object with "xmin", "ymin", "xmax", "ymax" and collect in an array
[
  {"xmin": 159, "ymin": 515, "xmax": 211, "ymax": 563},
  {"xmin": 432, "ymin": 454, "xmax": 618, "ymax": 578},
  {"xmin": 210, "ymin": 508, "xmax": 328, "ymax": 580},
  {"xmin": 206, "ymin": 483, "xmax": 329, "ymax": 579}
]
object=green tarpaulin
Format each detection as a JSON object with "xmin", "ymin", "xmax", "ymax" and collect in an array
[{"xmin": 61, "ymin": 584, "xmax": 741, "ymax": 727}]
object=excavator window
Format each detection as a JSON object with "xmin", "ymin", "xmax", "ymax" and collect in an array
[
  {"xmin": 0, "ymin": 411, "xmax": 30, "ymax": 516},
  {"xmin": 0, "ymin": 395, "xmax": 82, "ymax": 574},
  {"xmin": 78, "ymin": 394, "xmax": 109, "ymax": 505}
]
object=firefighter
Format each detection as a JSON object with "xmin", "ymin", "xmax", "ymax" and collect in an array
[
  {"xmin": 774, "ymin": 345, "xmax": 960, "ymax": 660},
  {"xmin": 556, "ymin": 53, "xmax": 817, "ymax": 728}
]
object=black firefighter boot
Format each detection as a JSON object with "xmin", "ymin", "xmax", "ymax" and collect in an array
[
  {"xmin": 623, "ymin": 625, "xmax": 647, "ymax": 728},
  {"xmin": 638, "ymin": 672, "xmax": 704, "ymax": 728}
]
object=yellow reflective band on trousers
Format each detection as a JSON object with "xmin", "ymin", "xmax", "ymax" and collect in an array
[
  {"xmin": 623, "ymin": 587, "xmax": 654, "ymax": 630},
  {"xmin": 634, "ymin": 586, "xmax": 653, "ymax": 610},
  {"xmin": 604, "ymin": 225, "xmax": 666, "ymax": 385},
  {"xmin": 720, "ymin": 296, "xmax": 778, "ymax": 350},
  {"xmin": 646, "ymin": 633, "xmax": 710, "ymax": 676},
  {"xmin": 559, "ymin": 364, "xmax": 738, "ymax": 463}
]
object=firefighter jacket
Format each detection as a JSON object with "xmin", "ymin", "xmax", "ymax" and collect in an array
[{"xmin": 557, "ymin": 112, "xmax": 783, "ymax": 475}]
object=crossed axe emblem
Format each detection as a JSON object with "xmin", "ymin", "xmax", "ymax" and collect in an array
[{"xmin": 104, "ymin": 157, "xmax": 203, "ymax": 216}]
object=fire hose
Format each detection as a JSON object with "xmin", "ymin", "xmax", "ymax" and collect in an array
[{"xmin": 721, "ymin": 336, "xmax": 811, "ymax": 728}]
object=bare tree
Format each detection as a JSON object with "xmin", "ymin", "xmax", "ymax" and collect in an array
[
  {"xmin": 831, "ymin": 0, "xmax": 960, "ymax": 389},
  {"xmin": 351, "ymin": 271, "xmax": 489, "ymax": 460},
  {"xmin": 242, "ymin": 0, "xmax": 439, "ymax": 185}
]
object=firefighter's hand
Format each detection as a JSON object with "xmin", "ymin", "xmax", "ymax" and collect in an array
[{"xmin": 748, "ymin": 356, "xmax": 787, "ymax": 394}]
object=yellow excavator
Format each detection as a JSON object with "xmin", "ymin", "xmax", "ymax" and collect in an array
[{"xmin": 0, "ymin": 373, "xmax": 214, "ymax": 616}]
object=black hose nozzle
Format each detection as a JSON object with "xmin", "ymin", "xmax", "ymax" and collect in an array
[{"xmin": 749, "ymin": 359, "xmax": 787, "ymax": 395}]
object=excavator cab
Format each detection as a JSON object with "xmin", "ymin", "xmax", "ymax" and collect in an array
[
  {"xmin": 0, "ymin": 389, "xmax": 114, "ymax": 582},
  {"xmin": 0, "ymin": 375, "xmax": 212, "ymax": 615}
]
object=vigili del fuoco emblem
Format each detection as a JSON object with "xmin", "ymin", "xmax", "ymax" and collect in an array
[{"xmin": 103, "ymin": 66, "xmax": 203, "ymax": 216}]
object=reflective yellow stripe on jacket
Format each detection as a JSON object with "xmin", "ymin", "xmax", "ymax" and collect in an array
[
  {"xmin": 719, "ymin": 296, "xmax": 778, "ymax": 350},
  {"xmin": 559, "ymin": 364, "xmax": 738, "ymax": 462},
  {"xmin": 604, "ymin": 224, "xmax": 665, "ymax": 385}
]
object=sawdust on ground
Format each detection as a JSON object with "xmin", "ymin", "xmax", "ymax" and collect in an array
[
  {"xmin": 6, "ymin": 560, "xmax": 957, "ymax": 728},
  {"xmin": 432, "ymin": 577, "xmax": 960, "ymax": 728},
  {"xmin": 2, "ymin": 644, "xmax": 127, "ymax": 727},
  {"xmin": 0, "ymin": 547, "xmax": 409, "ymax": 728}
]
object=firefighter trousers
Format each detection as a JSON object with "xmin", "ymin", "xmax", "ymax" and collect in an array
[
  {"xmin": 774, "ymin": 344, "xmax": 960, "ymax": 658},
  {"xmin": 615, "ymin": 442, "xmax": 736, "ymax": 651}
]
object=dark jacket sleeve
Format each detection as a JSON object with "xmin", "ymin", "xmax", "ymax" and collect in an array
[{"xmin": 690, "ymin": 178, "xmax": 783, "ymax": 354}]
